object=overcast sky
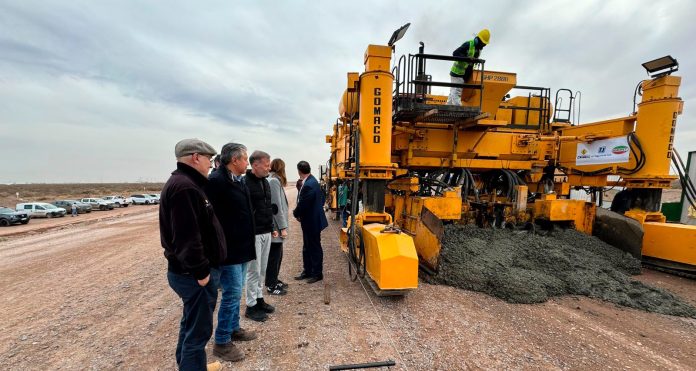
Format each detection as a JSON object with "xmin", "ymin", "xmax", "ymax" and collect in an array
[{"xmin": 1, "ymin": 0, "xmax": 695, "ymax": 183}]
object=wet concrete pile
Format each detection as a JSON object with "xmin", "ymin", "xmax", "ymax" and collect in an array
[{"xmin": 431, "ymin": 224, "xmax": 696, "ymax": 318}]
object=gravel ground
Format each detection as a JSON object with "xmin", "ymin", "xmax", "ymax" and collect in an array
[
  {"xmin": 1, "ymin": 187, "xmax": 695, "ymax": 370},
  {"xmin": 433, "ymin": 224, "xmax": 696, "ymax": 318}
]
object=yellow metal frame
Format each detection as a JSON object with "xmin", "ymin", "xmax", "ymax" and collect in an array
[
  {"xmin": 362, "ymin": 223, "xmax": 419, "ymax": 290},
  {"xmin": 392, "ymin": 188, "xmax": 462, "ymax": 270},
  {"xmin": 642, "ymin": 223, "xmax": 696, "ymax": 268},
  {"xmin": 533, "ymin": 196, "xmax": 596, "ymax": 234},
  {"xmin": 326, "ymin": 40, "xmax": 691, "ymax": 279}
]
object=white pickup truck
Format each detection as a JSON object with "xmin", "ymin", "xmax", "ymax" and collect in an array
[
  {"xmin": 102, "ymin": 195, "xmax": 131, "ymax": 207},
  {"xmin": 80, "ymin": 198, "xmax": 115, "ymax": 211},
  {"xmin": 16, "ymin": 202, "xmax": 67, "ymax": 218}
]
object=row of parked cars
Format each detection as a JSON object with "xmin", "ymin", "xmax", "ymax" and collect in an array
[{"xmin": 0, "ymin": 194, "xmax": 160, "ymax": 226}]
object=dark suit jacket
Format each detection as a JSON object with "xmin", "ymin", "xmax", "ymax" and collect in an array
[
  {"xmin": 205, "ymin": 167, "xmax": 256, "ymax": 265},
  {"xmin": 293, "ymin": 174, "xmax": 328, "ymax": 234}
]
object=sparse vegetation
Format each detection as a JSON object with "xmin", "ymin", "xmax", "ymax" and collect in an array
[{"xmin": 0, "ymin": 183, "xmax": 164, "ymax": 207}]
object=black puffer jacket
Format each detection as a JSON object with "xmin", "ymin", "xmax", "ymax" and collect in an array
[
  {"xmin": 160, "ymin": 162, "xmax": 226, "ymax": 279},
  {"xmin": 205, "ymin": 167, "xmax": 256, "ymax": 265},
  {"xmin": 244, "ymin": 169, "xmax": 274, "ymax": 235}
]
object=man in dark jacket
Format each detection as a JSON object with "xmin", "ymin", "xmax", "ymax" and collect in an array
[
  {"xmin": 242, "ymin": 150, "xmax": 276, "ymax": 321},
  {"xmin": 293, "ymin": 161, "xmax": 329, "ymax": 283},
  {"xmin": 205, "ymin": 142, "xmax": 258, "ymax": 362},
  {"xmin": 160, "ymin": 138, "xmax": 225, "ymax": 371}
]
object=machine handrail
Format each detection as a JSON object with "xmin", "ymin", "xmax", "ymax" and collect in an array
[{"xmin": 392, "ymin": 43, "xmax": 486, "ymax": 119}]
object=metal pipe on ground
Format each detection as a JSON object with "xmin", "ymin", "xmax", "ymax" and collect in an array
[{"xmin": 329, "ymin": 360, "xmax": 396, "ymax": 370}]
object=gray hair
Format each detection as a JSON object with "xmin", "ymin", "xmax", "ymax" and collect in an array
[
  {"xmin": 220, "ymin": 143, "xmax": 247, "ymax": 165},
  {"xmin": 249, "ymin": 150, "xmax": 270, "ymax": 164}
]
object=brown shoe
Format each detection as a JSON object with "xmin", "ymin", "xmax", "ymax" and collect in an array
[
  {"xmin": 232, "ymin": 328, "xmax": 257, "ymax": 342},
  {"xmin": 213, "ymin": 342, "xmax": 244, "ymax": 362}
]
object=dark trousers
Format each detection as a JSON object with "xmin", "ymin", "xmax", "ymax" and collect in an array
[
  {"xmin": 301, "ymin": 226, "xmax": 323, "ymax": 278},
  {"xmin": 167, "ymin": 271, "xmax": 218, "ymax": 371},
  {"xmin": 340, "ymin": 206, "xmax": 349, "ymax": 228},
  {"xmin": 265, "ymin": 242, "xmax": 284, "ymax": 287}
]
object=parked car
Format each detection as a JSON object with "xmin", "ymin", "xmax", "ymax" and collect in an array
[
  {"xmin": 102, "ymin": 195, "xmax": 131, "ymax": 207},
  {"xmin": 79, "ymin": 198, "xmax": 115, "ymax": 211},
  {"xmin": 16, "ymin": 202, "xmax": 67, "ymax": 218},
  {"xmin": 0, "ymin": 207, "xmax": 30, "ymax": 226},
  {"xmin": 130, "ymin": 194, "xmax": 157, "ymax": 205},
  {"xmin": 148, "ymin": 194, "xmax": 161, "ymax": 203},
  {"xmin": 53, "ymin": 200, "xmax": 92, "ymax": 214}
]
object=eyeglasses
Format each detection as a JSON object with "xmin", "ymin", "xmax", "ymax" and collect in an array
[{"xmin": 193, "ymin": 153, "xmax": 213, "ymax": 161}]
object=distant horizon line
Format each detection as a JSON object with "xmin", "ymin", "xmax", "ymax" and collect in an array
[{"xmin": 1, "ymin": 181, "xmax": 167, "ymax": 185}]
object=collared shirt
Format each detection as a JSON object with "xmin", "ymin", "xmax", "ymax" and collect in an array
[
  {"xmin": 298, "ymin": 173, "xmax": 310, "ymax": 194},
  {"xmin": 228, "ymin": 171, "xmax": 243, "ymax": 183}
]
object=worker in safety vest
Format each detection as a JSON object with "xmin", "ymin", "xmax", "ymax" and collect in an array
[{"xmin": 447, "ymin": 29, "xmax": 490, "ymax": 105}]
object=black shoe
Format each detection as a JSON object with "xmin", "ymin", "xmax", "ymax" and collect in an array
[
  {"xmin": 257, "ymin": 298, "xmax": 275, "ymax": 313},
  {"xmin": 244, "ymin": 305, "xmax": 268, "ymax": 322},
  {"xmin": 306, "ymin": 276, "xmax": 323, "ymax": 284},
  {"xmin": 266, "ymin": 285, "xmax": 287, "ymax": 296},
  {"xmin": 294, "ymin": 272, "xmax": 309, "ymax": 280},
  {"xmin": 277, "ymin": 280, "xmax": 288, "ymax": 289}
]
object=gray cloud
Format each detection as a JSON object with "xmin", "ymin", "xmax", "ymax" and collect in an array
[{"xmin": 0, "ymin": 0, "xmax": 694, "ymax": 183}]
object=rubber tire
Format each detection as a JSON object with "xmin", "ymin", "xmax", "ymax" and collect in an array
[
  {"xmin": 20, "ymin": 220, "xmax": 29, "ymax": 225},
  {"xmin": 100, "ymin": 205, "xmax": 106, "ymax": 211},
  {"xmin": 0, "ymin": 219, "xmax": 10, "ymax": 226},
  {"xmin": 47, "ymin": 213, "xmax": 54, "ymax": 218}
]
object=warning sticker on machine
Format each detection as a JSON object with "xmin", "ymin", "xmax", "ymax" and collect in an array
[{"xmin": 576, "ymin": 136, "xmax": 630, "ymax": 165}]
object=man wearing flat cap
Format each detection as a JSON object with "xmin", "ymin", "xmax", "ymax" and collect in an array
[{"xmin": 160, "ymin": 138, "xmax": 226, "ymax": 371}]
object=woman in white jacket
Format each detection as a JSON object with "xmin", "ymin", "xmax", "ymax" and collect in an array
[{"xmin": 265, "ymin": 158, "xmax": 290, "ymax": 295}]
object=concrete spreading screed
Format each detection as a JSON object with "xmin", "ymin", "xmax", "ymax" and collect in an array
[{"xmin": 429, "ymin": 224, "xmax": 696, "ymax": 318}]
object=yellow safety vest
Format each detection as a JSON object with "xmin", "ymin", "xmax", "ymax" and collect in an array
[{"xmin": 451, "ymin": 40, "xmax": 477, "ymax": 76}]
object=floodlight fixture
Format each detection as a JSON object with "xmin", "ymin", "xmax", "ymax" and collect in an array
[
  {"xmin": 641, "ymin": 55, "xmax": 678, "ymax": 78},
  {"xmin": 388, "ymin": 23, "xmax": 410, "ymax": 46}
]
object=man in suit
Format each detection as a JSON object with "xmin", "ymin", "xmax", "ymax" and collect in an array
[{"xmin": 292, "ymin": 161, "xmax": 329, "ymax": 284}]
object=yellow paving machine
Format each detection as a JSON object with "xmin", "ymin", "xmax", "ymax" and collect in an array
[{"xmin": 324, "ymin": 24, "xmax": 696, "ymax": 294}]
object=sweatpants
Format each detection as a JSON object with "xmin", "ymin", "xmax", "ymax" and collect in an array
[{"xmin": 246, "ymin": 232, "xmax": 272, "ymax": 307}]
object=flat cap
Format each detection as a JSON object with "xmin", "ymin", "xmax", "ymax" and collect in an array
[{"xmin": 175, "ymin": 138, "xmax": 217, "ymax": 158}]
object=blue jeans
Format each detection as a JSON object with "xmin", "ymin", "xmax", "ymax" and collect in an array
[
  {"xmin": 167, "ymin": 270, "xmax": 219, "ymax": 371},
  {"xmin": 212, "ymin": 263, "xmax": 248, "ymax": 344},
  {"xmin": 340, "ymin": 206, "xmax": 349, "ymax": 227}
]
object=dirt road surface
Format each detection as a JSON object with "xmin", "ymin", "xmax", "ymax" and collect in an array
[
  {"xmin": 0, "ymin": 204, "xmax": 157, "ymax": 238},
  {"xmin": 1, "ymin": 188, "xmax": 695, "ymax": 370}
]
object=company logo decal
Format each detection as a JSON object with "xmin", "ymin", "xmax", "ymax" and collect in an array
[{"xmin": 611, "ymin": 145, "xmax": 629, "ymax": 155}]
